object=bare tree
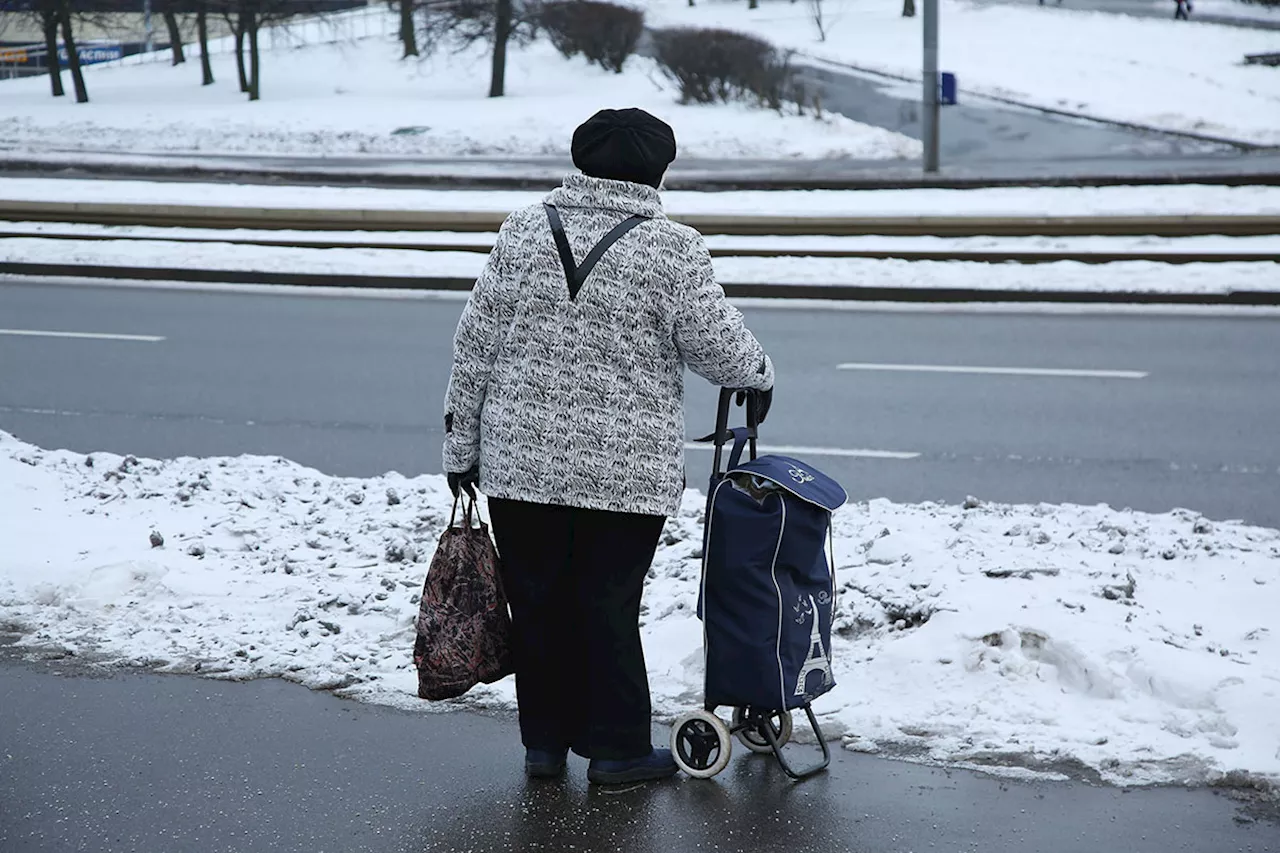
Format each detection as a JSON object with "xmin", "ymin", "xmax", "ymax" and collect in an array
[
  {"xmin": 197, "ymin": 3, "xmax": 214, "ymax": 84},
  {"xmin": 417, "ymin": 0, "xmax": 537, "ymax": 98},
  {"xmin": 39, "ymin": 1, "xmax": 66, "ymax": 97},
  {"xmin": 19, "ymin": 0, "xmax": 67, "ymax": 97},
  {"xmin": 57, "ymin": 0, "xmax": 88, "ymax": 102},
  {"xmin": 161, "ymin": 6, "xmax": 187, "ymax": 65},
  {"xmin": 488, "ymin": 0, "xmax": 511, "ymax": 96},
  {"xmin": 808, "ymin": 0, "xmax": 826, "ymax": 40},
  {"xmin": 221, "ymin": 0, "xmax": 276, "ymax": 100},
  {"xmin": 398, "ymin": 0, "xmax": 419, "ymax": 57},
  {"xmin": 902, "ymin": 0, "xmax": 915, "ymax": 16},
  {"xmin": 223, "ymin": 6, "xmax": 250, "ymax": 92}
]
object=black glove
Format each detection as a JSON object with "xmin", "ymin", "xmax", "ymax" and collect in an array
[
  {"xmin": 447, "ymin": 464, "xmax": 480, "ymax": 499},
  {"xmin": 734, "ymin": 386, "xmax": 773, "ymax": 425}
]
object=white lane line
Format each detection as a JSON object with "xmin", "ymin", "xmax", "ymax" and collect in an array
[
  {"xmin": 685, "ymin": 442, "xmax": 919, "ymax": 460},
  {"xmin": 0, "ymin": 328, "xmax": 166, "ymax": 342},
  {"xmin": 836, "ymin": 362, "xmax": 1147, "ymax": 380}
]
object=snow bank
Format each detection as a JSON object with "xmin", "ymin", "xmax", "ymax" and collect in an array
[
  {"xmin": 3, "ymin": 432, "xmax": 1278, "ymax": 785},
  {"xmin": 642, "ymin": 0, "xmax": 1280, "ymax": 145},
  {"xmin": 0, "ymin": 17, "xmax": 916, "ymax": 161},
  {"xmin": 2, "ymin": 236, "xmax": 1278, "ymax": 295}
]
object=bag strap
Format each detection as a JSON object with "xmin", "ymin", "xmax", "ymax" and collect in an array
[
  {"xmin": 448, "ymin": 490, "xmax": 479, "ymax": 529},
  {"xmin": 543, "ymin": 203, "xmax": 648, "ymax": 301},
  {"xmin": 543, "ymin": 204, "xmax": 578, "ymax": 295}
]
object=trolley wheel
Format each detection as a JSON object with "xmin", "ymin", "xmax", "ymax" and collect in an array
[
  {"xmin": 671, "ymin": 710, "xmax": 732, "ymax": 779},
  {"xmin": 732, "ymin": 707, "xmax": 794, "ymax": 754}
]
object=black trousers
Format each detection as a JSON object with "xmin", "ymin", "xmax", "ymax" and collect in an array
[{"xmin": 487, "ymin": 497, "xmax": 665, "ymax": 761}]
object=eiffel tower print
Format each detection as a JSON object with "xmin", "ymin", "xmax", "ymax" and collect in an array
[{"xmin": 794, "ymin": 595, "xmax": 833, "ymax": 697}]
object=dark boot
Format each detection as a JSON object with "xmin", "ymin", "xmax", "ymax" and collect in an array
[
  {"xmin": 525, "ymin": 747, "xmax": 568, "ymax": 779},
  {"xmin": 587, "ymin": 748, "xmax": 679, "ymax": 785}
]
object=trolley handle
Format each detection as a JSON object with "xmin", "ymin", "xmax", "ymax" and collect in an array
[{"xmin": 710, "ymin": 387, "xmax": 759, "ymax": 478}]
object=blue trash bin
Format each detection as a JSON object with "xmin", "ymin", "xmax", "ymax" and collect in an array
[{"xmin": 940, "ymin": 72, "xmax": 957, "ymax": 106}]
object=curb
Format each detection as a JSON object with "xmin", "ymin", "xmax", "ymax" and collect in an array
[
  {"xmin": 4, "ymin": 263, "xmax": 1278, "ymax": 306},
  {"xmin": 4, "ymin": 202, "xmax": 1279, "ymax": 237},
  {"xmin": 5, "ymin": 230, "xmax": 1277, "ymax": 264},
  {"xmin": 3, "ymin": 157, "xmax": 1280, "ymax": 192}
]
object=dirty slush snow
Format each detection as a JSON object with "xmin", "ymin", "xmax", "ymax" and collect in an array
[{"xmin": 2, "ymin": 432, "xmax": 1278, "ymax": 787}]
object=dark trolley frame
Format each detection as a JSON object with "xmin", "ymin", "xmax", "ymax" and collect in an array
[{"xmin": 670, "ymin": 388, "xmax": 832, "ymax": 782}]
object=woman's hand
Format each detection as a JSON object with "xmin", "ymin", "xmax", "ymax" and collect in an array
[
  {"xmin": 447, "ymin": 464, "xmax": 480, "ymax": 498},
  {"xmin": 734, "ymin": 386, "xmax": 773, "ymax": 425}
]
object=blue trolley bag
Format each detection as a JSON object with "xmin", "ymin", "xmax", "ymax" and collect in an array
[{"xmin": 699, "ymin": 427, "xmax": 848, "ymax": 712}]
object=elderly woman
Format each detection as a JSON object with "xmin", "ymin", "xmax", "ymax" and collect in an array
[{"xmin": 442, "ymin": 108, "xmax": 774, "ymax": 785}]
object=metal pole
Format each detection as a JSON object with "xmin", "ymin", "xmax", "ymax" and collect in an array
[
  {"xmin": 922, "ymin": 0, "xmax": 940, "ymax": 173},
  {"xmin": 144, "ymin": 0, "xmax": 154, "ymax": 53}
]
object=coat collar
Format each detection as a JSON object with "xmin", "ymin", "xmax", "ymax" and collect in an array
[{"xmin": 544, "ymin": 173, "xmax": 666, "ymax": 219}]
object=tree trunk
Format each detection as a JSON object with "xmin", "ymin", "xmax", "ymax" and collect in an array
[
  {"xmin": 234, "ymin": 24, "xmax": 248, "ymax": 92},
  {"xmin": 399, "ymin": 0, "xmax": 418, "ymax": 57},
  {"xmin": 43, "ymin": 13, "xmax": 64, "ymax": 97},
  {"xmin": 749, "ymin": 0, "xmax": 758, "ymax": 9},
  {"xmin": 59, "ymin": 6, "xmax": 88, "ymax": 103},
  {"xmin": 488, "ymin": 0, "xmax": 511, "ymax": 98},
  {"xmin": 902, "ymin": 0, "xmax": 915, "ymax": 16},
  {"xmin": 198, "ymin": 11, "xmax": 214, "ymax": 84},
  {"xmin": 164, "ymin": 11, "xmax": 186, "ymax": 64},
  {"xmin": 247, "ymin": 13, "xmax": 260, "ymax": 101}
]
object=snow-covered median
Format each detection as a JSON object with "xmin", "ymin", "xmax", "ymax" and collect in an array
[
  {"xmin": 0, "ymin": 19, "xmax": 916, "ymax": 161},
  {"xmin": 3, "ymin": 432, "xmax": 1277, "ymax": 786},
  {"xmin": 4, "ymin": 236, "xmax": 1278, "ymax": 296},
  {"xmin": 5, "ymin": 177, "xmax": 1280, "ymax": 217}
]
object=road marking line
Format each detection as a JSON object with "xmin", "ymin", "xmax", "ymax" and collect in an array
[
  {"xmin": 836, "ymin": 362, "xmax": 1147, "ymax": 379},
  {"xmin": 0, "ymin": 328, "xmax": 166, "ymax": 342},
  {"xmin": 685, "ymin": 442, "xmax": 919, "ymax": 460}
]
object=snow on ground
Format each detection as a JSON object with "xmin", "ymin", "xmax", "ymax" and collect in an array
[
  {"xmin": 2, "ymin": 432, "xmax": 1278, "ymax": 786},
  {"xmin": 641, "ymin": 0, "xmax": 1280, "ymax": 144},
  {"xmin": 3, "ymin": 236, "xmax": 1277, "ymax": 294},
  {"xmin": 0, "ymin": 11, "xmax": 916, "ymax": 161},
  {"xmin": 5, "ymin": 177, "xmax": 1280, "ymax": 217}
]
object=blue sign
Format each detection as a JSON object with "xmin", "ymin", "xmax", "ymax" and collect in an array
[{"xmin": 57, "ymin": 42, "xmax": 123, "ymax": 67}]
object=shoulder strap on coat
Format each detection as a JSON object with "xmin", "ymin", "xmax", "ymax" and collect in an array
[{"xmin": 543, "ymin": 203, "xmax": 649, "ymax": 301}]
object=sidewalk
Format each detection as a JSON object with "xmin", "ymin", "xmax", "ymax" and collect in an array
[{"xmin": 2, "ymin": 646, "xmax": 1274, "ymax": 853}]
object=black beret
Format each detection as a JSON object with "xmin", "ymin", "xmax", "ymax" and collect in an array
[{"xmin": 571, "ymin": 108, "xmax": 677, "ymax": 189}]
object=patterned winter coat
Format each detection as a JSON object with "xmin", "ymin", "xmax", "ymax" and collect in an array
[{"xmin": 442, "ymin": 174, "xmax": 774, "ymax": 518}]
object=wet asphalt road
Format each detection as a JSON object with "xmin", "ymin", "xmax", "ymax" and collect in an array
[
  {"xmin": 2, "ymin": 278, "xmax": 1280, "ymax": 528},
  {"xmin": 2, "ymin": 646, "xmax": 1276, "ymax": 853}
]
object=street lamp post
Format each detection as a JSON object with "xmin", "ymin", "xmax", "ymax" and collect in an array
[{"xmin": 922, "ymin": 0, "xmax": 940, "ymax": 173}]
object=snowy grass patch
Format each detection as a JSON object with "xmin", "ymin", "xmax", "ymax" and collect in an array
[
  {"xmin": 0, "ymin": 18, "xmax": 916, "ymax": 161},
  {"xmin": 2, "ymin": 432, "xmax": 1278, "ymax": 785}
]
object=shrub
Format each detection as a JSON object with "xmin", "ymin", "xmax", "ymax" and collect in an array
[
  {"xmin": 650, "ymin": 27, "xmax": 793, "ymax": 110},
  {"xmin": 540, "ymin": 1, "xmax": 645, "ymax": 73}
]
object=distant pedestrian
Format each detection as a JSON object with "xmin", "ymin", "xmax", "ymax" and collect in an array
[
  {"xmin": 1175, "ymin": 0, "xmax": 1192, "ymax": 18},
  {"xmin": 442, "ymin": 108, "xmax": 775, "ymax": 785}
]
